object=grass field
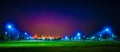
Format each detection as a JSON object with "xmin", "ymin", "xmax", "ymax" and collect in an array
[{"xmin": 0, "ymin": 40, "xmax": 120, "ymax": 52}]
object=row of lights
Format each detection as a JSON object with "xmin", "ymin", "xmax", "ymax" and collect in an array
[
  {"xmin": 5, "ymin": 23, "xmax": 117, "ymax": 41},
  {"xmin": 62, "ymin": 27, "xmax": 117, "ymax": 41}
]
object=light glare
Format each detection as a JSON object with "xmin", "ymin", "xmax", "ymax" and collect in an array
[{"xmin": 8, "ymin": 25, "xmax": 12, "ymax": 28}]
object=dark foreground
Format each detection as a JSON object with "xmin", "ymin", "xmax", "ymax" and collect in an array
[{"xmin": 0, "ymin": 47, "xmax": 120, "ymax": 52}]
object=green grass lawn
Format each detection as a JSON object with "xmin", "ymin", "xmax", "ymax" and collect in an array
[
  {"xmin": 0, "ymin": 40, "xmax": 120, "ymax": 47},
  {"xmin": 0, "ymin": 40, "xmax": 120, "ymax": 52}
]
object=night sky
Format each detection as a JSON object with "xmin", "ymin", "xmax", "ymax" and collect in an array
[{"xmin": 0, "ymin": 0, "xmax": 120, "ymax": 37}]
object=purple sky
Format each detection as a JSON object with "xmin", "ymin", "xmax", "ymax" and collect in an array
[{"xmin": 16, "ymin": 11, "xmax": 96, "ymax": 37}]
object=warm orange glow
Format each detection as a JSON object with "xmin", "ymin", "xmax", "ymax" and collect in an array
[
  {"xmin": 32, "ymin": 34, "xmax": 39, "ymax": 38},
  {"xmin": 32, "ymin": 33, "xmax": 60, "ymax": 39}
]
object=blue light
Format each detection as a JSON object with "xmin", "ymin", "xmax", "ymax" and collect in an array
[
  {"xmin": 103, "ymin": 27, "xmax": 113, "ymax": 34},
  {"xmin": 74, "ymin": 32, "xmax": 82, "ymax": 40},
  {"xmin": 24, "ymin": 32, "xmax": 28, "ymax": 35},
  {"xmin": 24, "ymin": 33, "xmax": 27, "ymax": 34},
  {"xmin": 62, "ymin": 36, "xmax": 69, "ymax": 40},
  {"xmin": 26, "ymin": 37, "xmax": 30, "ymax": 39},
  {"xmin": 8, "ymin": 25, "xmax": 12, "ymax": 29},
  {"xmin": 103, "ymin": 27, "xmax": 111, "ymax": 32},
  {"xmin": 29, "ymin": 36, "xmax": 34, "ymax": 39},
  {"xmin": 97, "ymin": 26, "xmax": 117, "ymax": 41},
  {"xmin": 100, "ymin": 26, "xmax": 112, "ymax": 34},
  {"xmin": 105, "ymin": 28, "xmax": 109, "ymax": 31},
  {"xmin": 6, "ymin": 24, "xmax": 15, "ymax": 32},
  {"xmin": 78, "ymin": 37, "xmax": 80, "ymax": 39},
  {"xmin": 65, "ymin": 36, "xmax": 68, "ymax": 39},
  {"xmin": 6, "ymin": 23, "xmax": 14, "ymax": 30},
  {"xmin": 100, "ymin": 34, "xmax": 102, "ymax": 37},
  {"xmin": 77, "ymin": 33, "xmax": 80, "ymax": 36},
  {"xmin": 74, "ymin": 37, "xmax": 77, "ymax": 39}
]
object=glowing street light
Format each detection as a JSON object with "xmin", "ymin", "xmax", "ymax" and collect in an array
[
  {"xmin": 6, "ymin": 24, "xmax": 14, "ymax": 30},
  {"xmin": 7, "ymin": 25, "xmax": 12, "ymax": 29},
  {"xmin": 65, "ymin": 36, "xmax": 68, "ymax": 38},
  {"xmin": 74, "ymin": 32, "xmax": 82, "ymax": 40},
  {"xmin": 103, "ymin": 26, "xmax": 111, "ymax": 32},
  {"xmin": 62, "ymin": 36, "xmax": 69, "ymax": 40},
  {"xmin": 6, "ymin": 24, "xmax": 15, "ymax": 32},
  {"xmin": 24, "ymin": 32, "xmax": 28, "ymax": 35},
  {"xmin": 77, "ymin": 33, "xmax": 81, "ymax": 36},
  {"xmin": 24, "ymin": 32, "xmax": 27, "ymax": 34},
  {"xmin": 105, "ymin": 28, "xmax": 109, "ymax": 31}
]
